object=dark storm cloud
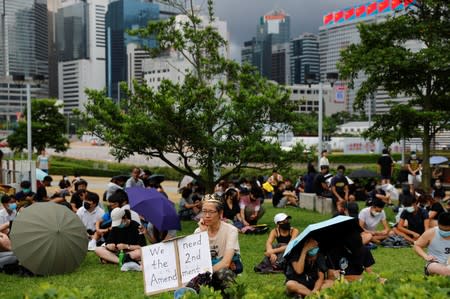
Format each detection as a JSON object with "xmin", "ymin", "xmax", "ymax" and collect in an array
[{"xmin": 212, "ymin": 0, "xmax": 363, "ymax": 60}]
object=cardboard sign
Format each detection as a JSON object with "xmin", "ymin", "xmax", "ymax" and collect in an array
[{"xmin": 142, "ymin": 231, "xmax": 212, "ymax": 295}]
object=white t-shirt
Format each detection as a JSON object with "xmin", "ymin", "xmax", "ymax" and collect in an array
[
  {"xmin": 358, "ymin": 207, "xmax": 386, "ymax": 231},
  {"xmin": 319, "ymin": 156, "xmax": 329, "ymax": 167},
  {"xmin": 37, "ymin": 155, "xmax": 49, "ymax": 170},
  {"xmin": 76, "ymin": 205, "xmax": 105, "ymax": 231},
  {"xmin": 0, "ymin": 208, "xmax": 16, "ymax": 226},
  {"xmin": 195, "ymin": 221, "xmax": 240, "ymax": 260}
]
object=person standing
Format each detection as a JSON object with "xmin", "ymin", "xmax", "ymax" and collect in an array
[
  {"xmin": 319, "ymin": 150, "xmax": 329, "ymax": 168},
  {"xmin": 407, "ymin": 151, "xmax": 422, "ymax": 194},
  {"xmin": 377, "ymin": 148, "xmax": 394, "ymax": 185},
  {"xmin": 36, "ymin": 149, "xmax": 49, "ymax": 173},
  {"xmin": 330, "ymin": 165, "xmax": 349, "ymax": 214}
]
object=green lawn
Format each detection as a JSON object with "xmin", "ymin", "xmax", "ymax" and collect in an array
[{"xmin": 0, "ymin": 203, "xmax": 423, "ymax": 299}]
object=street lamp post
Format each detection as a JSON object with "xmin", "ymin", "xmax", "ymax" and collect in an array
[{"xmin": 306, "ymin": 72, "xmax": 338, "ymax": 166}]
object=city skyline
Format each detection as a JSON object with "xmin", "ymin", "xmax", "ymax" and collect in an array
[{"xmin": 213, "ymin": 0, "xmax": 363, "ymax": 61}]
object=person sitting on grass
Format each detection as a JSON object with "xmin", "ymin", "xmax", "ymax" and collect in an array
[
  {"xmin": 76, "ymin": 192, "xmax": 105, "ymax": 251},
  {"xmin": 95, "ymin": 208, "xmax": 146, "ymax": 271},
  {"xmin": 272, "ymin": 181, "xmax": 298, "ymax": 208},
  {"xmin": 285, "ymin": 238, "xmax": 327, "ymax": 298},
  {"xmin": 359, "ymin": 199, "xmax": 390, "ymax": 245},
  {"xmin": 393, "ymin": 195, "xmax": 430, "ymax": 244},
  {"xmin": 178, "ymin": 187, "xmax": 201, "ymax": 221},
  {"xmin": 254, "ymin": 213, "xmax": 299, "ymax": 273},
  {"xmin": 419, "ymin": 193, "xmax": 446, "ymax": 228},
  {"xmin": 414, "ymin": 212, "xmax": 450, "ymax": 276},
  {"xmin": 240, "ymin": 188, "xmax": 265, "ymax": 226},
  {"xmin": 0, "ymin": 195, "xmax": 17, "ymax": 234},
  {"xmin": 195, "ymin": 195, "xmax": 243, "ymax": 274},
  {"xmin": 222, "ymin": 187, "xmax": 244, "ymax": 230},
  {"xmin": 325, "ymin": 231, "xmax": 375, "ymax": 282}
]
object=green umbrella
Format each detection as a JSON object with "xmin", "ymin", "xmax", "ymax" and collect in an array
[{"xmin": 10, "ymin": 202, "xmax": 87, "ymax": 275}]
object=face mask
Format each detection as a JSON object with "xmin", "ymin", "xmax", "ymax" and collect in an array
[
  {"xmin": 307, "ymin": 247, "xmax": 320, "ymax": 256},
  {"xmin": 23, "ymin": 188, "xmax": 31, "ymax": 193},
  {"xmin": 405, "ymin": 206, "xmax": 415, "ymax": 213},
  {"xmin": 438, "ymin": 229, "xmax": 450, "ymax": 238},
  {"xmin": 411, "ymin": 155, "xmax": 417, "ymax": 159},
  {"xmin": 371, "ymin": 211, "xmax": 381, "ymax": 217},
  {"xmin": 279, "ymin": 222, "xmax": 291, "ymax": 230},
  {"xmin": 117, "ymin": 223, "xmax": 126, "ymax": 229},
  {"xmin": 83, "ymin": 202, "xmax": 91, "ymax": 210},
  {"xmin": 435, "ymin": 183, "xmax": 441, "ymax": 188},
  {"xmin": 9, "ymin": 203, "xmax": 17, "ymax": 210}
]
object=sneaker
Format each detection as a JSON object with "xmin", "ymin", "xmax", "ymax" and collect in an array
[
  {"xmin": 365, "ymin": 243, "xmax": 377, "ymax": 250},
  {"xmin": 120, "ymin": 261, "xmax": 141, "ymax": 272},
  {"xmin": 88, "ymin": 239, "xmax": 97, "ymax": 251}
]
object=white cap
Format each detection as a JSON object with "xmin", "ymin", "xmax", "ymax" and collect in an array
[
  {"xmin": 111, "ymin": 208, "xmax": 125, "ymax": 227},
  {"xmin": 274, "ymin": 213, "xmax": 291, "ymax": 224}
]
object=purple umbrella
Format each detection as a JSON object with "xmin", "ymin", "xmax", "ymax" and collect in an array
[{"xmin": 126, "ymin": 187, "xmax": 181, "ymax": 231}]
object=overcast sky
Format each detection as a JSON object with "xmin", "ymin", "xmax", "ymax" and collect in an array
[{"xmin": 209, "ymin": 0, "xmax": 364, "ymax": 61}]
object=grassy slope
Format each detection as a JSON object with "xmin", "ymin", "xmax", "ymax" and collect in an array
[{"xmin": 0, "ymin": 203, "xmax": 422, "ymax": 299}]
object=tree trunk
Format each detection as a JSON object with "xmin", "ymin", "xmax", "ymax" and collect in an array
[{"xmin": 422, "ymin": 123, "xmax": 431, "ymax": 192}]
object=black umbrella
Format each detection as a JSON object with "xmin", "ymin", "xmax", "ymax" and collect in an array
[
  {"xmin": 148, "ymin": 174, "xmax": 165, "ymax": 184},
  {"xmin": 284, "ymin": 216, "xmax": 362, "ymax": 259},
  {"xmin": 348, "ymin": 169, "xmax": 378, "ymax": 178}
]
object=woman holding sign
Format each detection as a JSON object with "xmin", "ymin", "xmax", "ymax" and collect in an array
[{"xmin": 195, "ymin": 195, "xmax": 243, "ymax": 274}]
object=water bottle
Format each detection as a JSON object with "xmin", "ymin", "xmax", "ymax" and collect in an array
[{"xmin": 119, "ymin": 250, "xmax": 125, "ymax": 267}]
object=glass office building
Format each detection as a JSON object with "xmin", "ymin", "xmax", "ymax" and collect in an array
[
  {"xmin": 0, "ymin": 0, "xmax": 48, "ymax": 126},
  {"xmin": 106, "ymin": 0, "xmax": 159, "ymax": 99},
  {"xmin": 290, "ymin": 33, "xmax": 319, "ymax": 85}
]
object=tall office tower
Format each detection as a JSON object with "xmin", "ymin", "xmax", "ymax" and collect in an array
[
  {"xmin": 56, "ymin": 0, "xmax": 108, "ymax": 114},
  {"xmin": 319, "ymin": 0, "xmax": 416, "ymax": 114},
  {"xmin": 290, "ymin": 33, "xmax": 319, "ymax": 85},
  {"xmin": 271, "ymin": 43, "xmax": 290, "ymax": 85},
  {"xmin": 106, "ymin": 0, "xmax": 159, "ymax": 100},
  {"xmin": 0, "ymin": 0, "xmax": 48, "ymax": 127},
  {"xmin": 242, "ymin": 9, "xmax": 290, "ymax": 81},
  {"xmin": 48, "ymin": 0, "xmax": 59, "ymax": 98}
]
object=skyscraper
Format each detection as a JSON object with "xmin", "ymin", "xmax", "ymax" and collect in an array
[
  {"xmin": 56, "ymin": 0, "xmax": 108, "ymax": 114},
  {"xmin": 106, "ymin": 0, "xmax": 159, "ymax": 100},
  {"xmin": 290, "ymin": 33, "xmax": 319, "ymax": 85},
  {"xmin": 242, "ymin": 9, "xmax": 290, "ymax": 81},
  {"xmin": 0, "ymin": 0, "xmax": 48, "ymax": 126}
]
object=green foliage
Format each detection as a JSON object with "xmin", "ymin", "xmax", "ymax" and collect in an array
[
  {"xmin": 24, "ymin": 283, "xmax": 95, "ymax": 299},
  {"xmin": 7, "ymin": 99, "xmax": 69, "ymax": 153},
  {"xmin": 310, "ymin": 273, "xmax": 450, "ymax": 299},
  {"xmin": 338, "ymin": 0, "xmax": 450, "ymax": 190},
  {"xmin": 83, "ymin": 1, "xmax": 298, "ymax": 192}
]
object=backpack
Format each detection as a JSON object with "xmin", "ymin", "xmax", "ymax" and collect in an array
[{"xmin": 380, "ymin": 235, "xmax": 410, "ymax": 248}]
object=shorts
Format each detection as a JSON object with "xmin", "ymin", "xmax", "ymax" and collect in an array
[
  {"xmin": 276, "ymin": 198, "xmax": 287, "ymax": 208},
  {"xmin": 408, "ymin": 174, "xmax": 421, "ymax": 185},
  {"xmin": 380, "ymin": 174, "xmax": 391, "ymax": 180}
]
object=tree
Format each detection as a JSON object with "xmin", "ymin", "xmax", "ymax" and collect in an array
[
  {"xmin": 83, "ymin": 0, "xmax": 300, "ymax": 191},
  {"xmin": 7, "ymin": 99, "xmax": 69, "ymax": 153},
  {"xmin": 338, "ymin": 0, "xmax": 450, "ymax": 190}
]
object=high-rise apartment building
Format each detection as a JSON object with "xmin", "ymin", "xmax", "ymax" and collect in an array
[
  {"xmin": 0, "ymin": 0, "xmax": 48, "ymax": 127},
  {"xmin": 242, "ymin": 9, "xmax": 290, "ymax": 82},
  {"xmin": 56, "ymin": 0, "xmax": 108, "ymax": 114},
  {"xmin": 290, "ymin": 33, "xmax": 319, "ymax": 85},
  {"xmin": 106, "ymin": 0, "xmax": 159, "ymax": 100}
]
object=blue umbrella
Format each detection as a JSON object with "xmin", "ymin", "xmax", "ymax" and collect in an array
[
  {"xmin": 126, "ymin": 187, "xmax": 181, "ymax": 231},
  {"xmin": 284, "ymin": 216, "xmax": 362, "ymax": 258},
  {"xmin": 429, "ymin": 156, "xmax": 448, "ymax": 165},
  {"xmin": 36, "ymin": 168, "xmax": 47, "ymax": 181}
]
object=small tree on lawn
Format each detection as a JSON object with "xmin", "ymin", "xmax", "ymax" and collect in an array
[
  {"xmin": 338, "ymin": 0, "xmax": 450, "ymax": 191},
  {"xmin": 7, "ymin": 99, "xmax": 69, "ymax": 154},
  {"xmin": 83, "ymin": 0, "xmax": 301, "ymax": 191}
]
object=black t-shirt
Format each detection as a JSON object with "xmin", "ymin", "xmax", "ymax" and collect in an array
[
  {"xmin": 314, "ymin": 173, "xmax": 331, "ymax": 196},
  {"xmin": 331, "ymin": 175, "xmax": 348, "ymax": 198},
  {"xmin": 326, "ymin": 246, "xmax": 375, "ymax": 276},
  {"xmin": 223, "ymin": 201, "xmax": 240, "ymax": 220},
  {"xmin": 428, "ymin": 202, "xmax": 445, "ymax": 220},
  {"xmin": 377, "ymin": 155, "xmax": 393, "ymax": 176},
  {"xmin": 106, "ymin": 220, "xmax": 146, "ymax": 246},
  {"xmin": 272, "ymin": 189, "xmax": 284, "ymax": 207},
  {"xmin": 286, "ymin": 252, "xmax": 328, "ymax": 290},
  {"xmin": 35, "ymin": 186, "xmax": 47, "ymax": 202},
  {"xmin": 399, "ymin": 207, "xmax": 429, "ymax": 235},
  {"xmin": 433, "ymin": 188, "xmax": 445, "ymax": 199}
]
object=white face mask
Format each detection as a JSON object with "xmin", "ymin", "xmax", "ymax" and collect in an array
[
  {"xmin": 371, "ymin": 211, "xmax": 381, "ymax": 217},
  {"xmin": 405, "ymin": 206, "xmax": 415, "ymax": 213}
]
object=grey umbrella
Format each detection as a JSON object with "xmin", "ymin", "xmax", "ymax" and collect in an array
[{"xmin": 10, "ymin": 202, "xmax": 87, "ymax": 275}]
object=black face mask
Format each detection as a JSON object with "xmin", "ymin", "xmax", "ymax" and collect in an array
[
  {"xmin": 279, "ymin": 222, "xmax": 291, "ymax": 230},
  {"xmin": 83, "ymin": 202, "xmax": 91, "ymax": 210}
]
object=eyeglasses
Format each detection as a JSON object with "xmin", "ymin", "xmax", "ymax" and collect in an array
[{"xmin": 202, "ymin": 210, "xmax": 218, "ymax": 216}]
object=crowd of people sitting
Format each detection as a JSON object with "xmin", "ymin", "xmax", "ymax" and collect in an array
[{"xmin": 0, "ymin": 149, "xmax": 450, "ymax": 298}]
